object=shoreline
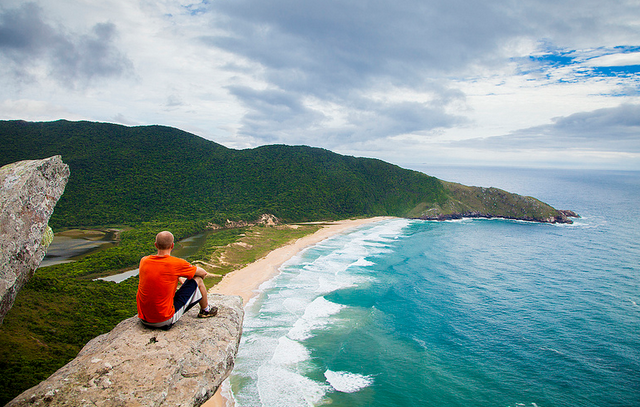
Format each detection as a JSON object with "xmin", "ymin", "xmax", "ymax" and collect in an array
[{"xmin": 203, "ymin": 216, "xmax": 392, "ymax": 407}]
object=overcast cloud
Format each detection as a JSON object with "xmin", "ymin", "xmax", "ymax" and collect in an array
[
  {"xmin": 0, "ymin": 0, "xmax": 639, "ymax": 169},
  {"xmin": 0, "ymin": 2, "xmax": 132, "ymax": 88}
]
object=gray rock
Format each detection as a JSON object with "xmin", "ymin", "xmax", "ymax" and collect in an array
[
  {"xmin": 0, "ymin": 155, "xmax": 70, "ymax": 324},
  {"xmin": 7, "ymin": 294, "xmax": 244, "ymax": 407}
]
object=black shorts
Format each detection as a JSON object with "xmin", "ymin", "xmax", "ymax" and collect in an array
[{"xmin": 141, "ymin": 279, "xmax": 202, "ymax": 329}]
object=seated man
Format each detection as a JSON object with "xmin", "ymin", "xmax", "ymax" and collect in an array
[{"xmin": 137, "ymin": 230, "xmax": 217, "ymax": 329}]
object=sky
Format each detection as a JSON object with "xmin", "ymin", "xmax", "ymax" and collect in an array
[{"xmin": 1, "ymin": 0, "xmax": 640, "ymax": 171}]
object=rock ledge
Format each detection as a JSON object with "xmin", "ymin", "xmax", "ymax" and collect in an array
[{"xmin": 7, "ymin": 294, "xmax": 244, "ymax": 407}]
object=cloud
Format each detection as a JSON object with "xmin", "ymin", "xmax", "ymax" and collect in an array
[
  {"xmin": 1, "ymin": 0, "xmax": 638, "ymax": 170},
  {"xmin": 0, "ymin": 2, "xmax": 132, "ymax": 88},
  {"xmin": 0, "ymin": 98, "xmax": 85, "ymax": 121},
  {"xmin": 226, "ymin": 85, "xmax": 326, "ymax": 143},
  {"xmin": 462, "ymin": 103, "xmax": 640, "ymax": 153},
  {"xmin": 584, "ymin": 51, "xmax": 640, "ymax": 67},
  {"xmin": 205, "ymin": 0, "xmax": 535, "ymax": 102},
  {"xmin": 523, "ymin": 46, "xmax": 640, "ymax": 87},
  {"xmin": 199, "ymin": 0, "xmax": 640, "ymax": 148},
  {"xmin": 200, "ymin": 0, "xmax": 530, "ymax": 145},
  {"xmin": 226, "ymin": 84, "xmax": 469, "ymax": 147}
]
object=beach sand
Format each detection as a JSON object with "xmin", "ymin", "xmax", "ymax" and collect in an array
[{"xmin": 202, "ymin": 217, "xmax": 391, "ymax": 407}]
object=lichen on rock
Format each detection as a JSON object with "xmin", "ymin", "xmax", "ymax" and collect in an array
[{"xmin": 0, "ymin": 156, "xmax": 70, "ymax": 324}]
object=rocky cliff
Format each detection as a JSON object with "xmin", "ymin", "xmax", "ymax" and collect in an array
[
  {"xmin": 7, "ymin": 294, "xmax": 244, "ymax": 407},
  {"xmin": 0, "ymin": 156, "xmax": 69, "ymax": 324}
]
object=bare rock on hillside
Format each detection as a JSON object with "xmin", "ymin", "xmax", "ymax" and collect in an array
[
  {"xmin": 7, "ymin": 294, "xmax": 244, "ymax": 407},
  {"xmin": 0, "ymin": 156, "xmax": 70, "ymax": 324}
]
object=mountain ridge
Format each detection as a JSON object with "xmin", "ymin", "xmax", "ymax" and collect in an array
[{"xmin": 0, "ymin": 119, "xmax": 574, "ymax": 226}]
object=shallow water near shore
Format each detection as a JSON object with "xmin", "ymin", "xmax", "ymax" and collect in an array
[{"xmin": 228, "ymin": 167, "xmax": 640, "ymax": 407}]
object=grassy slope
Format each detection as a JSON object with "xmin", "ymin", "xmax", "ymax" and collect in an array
[{"xmin": 406, "ymin": 181, "xmax": 569, "ymax": 223}]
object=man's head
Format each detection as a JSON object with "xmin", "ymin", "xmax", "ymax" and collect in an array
[{"xmin": 155, "ymin": 231, "xmax": 174, "ymax": 251}]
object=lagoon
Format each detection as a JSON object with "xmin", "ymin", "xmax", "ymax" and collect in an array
[{"xmin": 39, "ymin": 229, "xmax": 118, "ymax": 268}]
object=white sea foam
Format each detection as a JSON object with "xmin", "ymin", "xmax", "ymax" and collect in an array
[
  {"xmin": 351, "ymin": 257, "xmax": 375, "ymax": 268},
  {"xmin": 287, "ymin": 297, "xmax": 345, "ymax": 341},
  {"xmin": 324, "ymin": 370, "xmax": 374, "ymax": 393},
  {"xmin": 257, "ymin": 364, "xmax": 328, "ymax": 406},
  {"xmin": 316, "ymin": 275, "xmax": 361, "ymax": 294},
  {"xmin": 282, "ymin": 297, "xmax": 307, "ymax": 314},
  {"xmin": 271, "ymin": 336, "xmax": 309, "ymax": 365}
]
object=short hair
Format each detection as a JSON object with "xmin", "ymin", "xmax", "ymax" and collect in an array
[{"xmin": 155, "ymin": 231, "xmax": 174, "ymax": 250}]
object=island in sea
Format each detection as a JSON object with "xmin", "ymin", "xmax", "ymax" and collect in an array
[{"xmin": 0, "ymin": 120, "xmax": 577, "ymax": 405}]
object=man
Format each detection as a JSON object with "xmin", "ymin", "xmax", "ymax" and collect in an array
[{"xmin": 137, "ymin": 230, "xmax": 217, "ymax": 329}]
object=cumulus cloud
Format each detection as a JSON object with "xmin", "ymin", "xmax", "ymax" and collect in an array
[
  {"xmin": 584, "ymin": 52, "xmax": 640, "ymax": 67},
  {"xmin": 0, "ymin": 2, "xmax": 132, "ymax": 88}
]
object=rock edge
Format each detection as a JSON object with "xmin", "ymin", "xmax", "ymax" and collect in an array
[{"xmin": 7, "ymin": 294, "xmax": 244, "ymax": 407}]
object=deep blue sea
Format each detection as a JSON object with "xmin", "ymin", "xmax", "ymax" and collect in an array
[{"xmin": 227, "ymin": 167, "xmax": 640, "ymax": 407}]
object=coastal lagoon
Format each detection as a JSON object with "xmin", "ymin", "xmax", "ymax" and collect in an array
[
  {"xmin": 227, "ymin": 167, "xmax": 640, "ymax": 406},
  {"xmin": 39, "ymin": 229, "xmax": 118, "ymax": 267}
]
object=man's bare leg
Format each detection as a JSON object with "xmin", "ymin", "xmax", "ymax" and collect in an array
[
  {"xmin": 193, "ymin": 276, "xmax": 209, "ymax": 309},
  {"xmin": 193, "ymin": 266, "xmax": 217, "ymax": 317}
]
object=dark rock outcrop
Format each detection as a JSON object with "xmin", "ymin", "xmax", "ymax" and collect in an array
[
  {"xmin": 418, "ymin": 209, "xmax": 580, "ymax": 223},
  {"xmin": 0, "ymin": 156, "xmax": 69, "ymax": 324},
  {"xmin": 7, "ymin": 294, "xmax": 244, "ymax": 407}
]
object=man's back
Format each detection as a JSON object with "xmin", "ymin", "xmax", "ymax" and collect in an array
[{"xmin": 136, "ymin": 255, "xmax": 196, "ymax": 323}]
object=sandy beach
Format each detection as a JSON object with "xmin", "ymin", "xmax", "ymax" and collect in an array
[{"xmin": 203, "ymin": 217, "xmax": 391, "ymax": 407}]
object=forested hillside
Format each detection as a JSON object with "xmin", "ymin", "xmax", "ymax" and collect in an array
[{"xmin": 0, "ymin": 120, "xmax": 447, "ymax": 227}]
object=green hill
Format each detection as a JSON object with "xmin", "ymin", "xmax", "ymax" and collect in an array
[
  {"xmin": 0, "ymin": 120, "xmax": 448, "ymax": 227},
  {"xmin": 0, "ymin": 119, "xmax": 573, "ymax": 227}
]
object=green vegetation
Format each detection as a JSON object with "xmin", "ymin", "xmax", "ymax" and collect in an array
[
  {"xmin": 442, "ymin": 181, "xmax": 560, "ymax": 219},
  {"xmin": 200, "ymin": 224, "xmax": 323, "ymax": 277},
  {"xmin": 0, "ymin": 120, "xmax": 448, "ymax": 228}
]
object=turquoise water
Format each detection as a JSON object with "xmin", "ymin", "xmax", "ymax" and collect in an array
[{"xmin": 228, "ymin": 168, "xmax": 640, "ymax": 407}]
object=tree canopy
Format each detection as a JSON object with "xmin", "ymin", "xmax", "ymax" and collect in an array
[{"xmin": 0, "ymin": 120, "xmax": 447, "ymax": 227}]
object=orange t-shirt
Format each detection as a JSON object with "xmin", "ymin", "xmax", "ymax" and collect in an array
[{"xmin": 136, "ymin": 255, "xmax": 197, "ymax": 323}]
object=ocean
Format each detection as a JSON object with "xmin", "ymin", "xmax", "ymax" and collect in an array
[{"xmin": 226, "ymin": 167, "xmax": 640, "ymax": 407}]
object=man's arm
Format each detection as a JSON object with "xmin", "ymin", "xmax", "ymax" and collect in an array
[
  {"xmin": 178, "ymin": 267, "xmax": 208, "ymax": 284},
  {"xmin": 194, "ymin": 266, "xmax": 209, "ymax": 279}
]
